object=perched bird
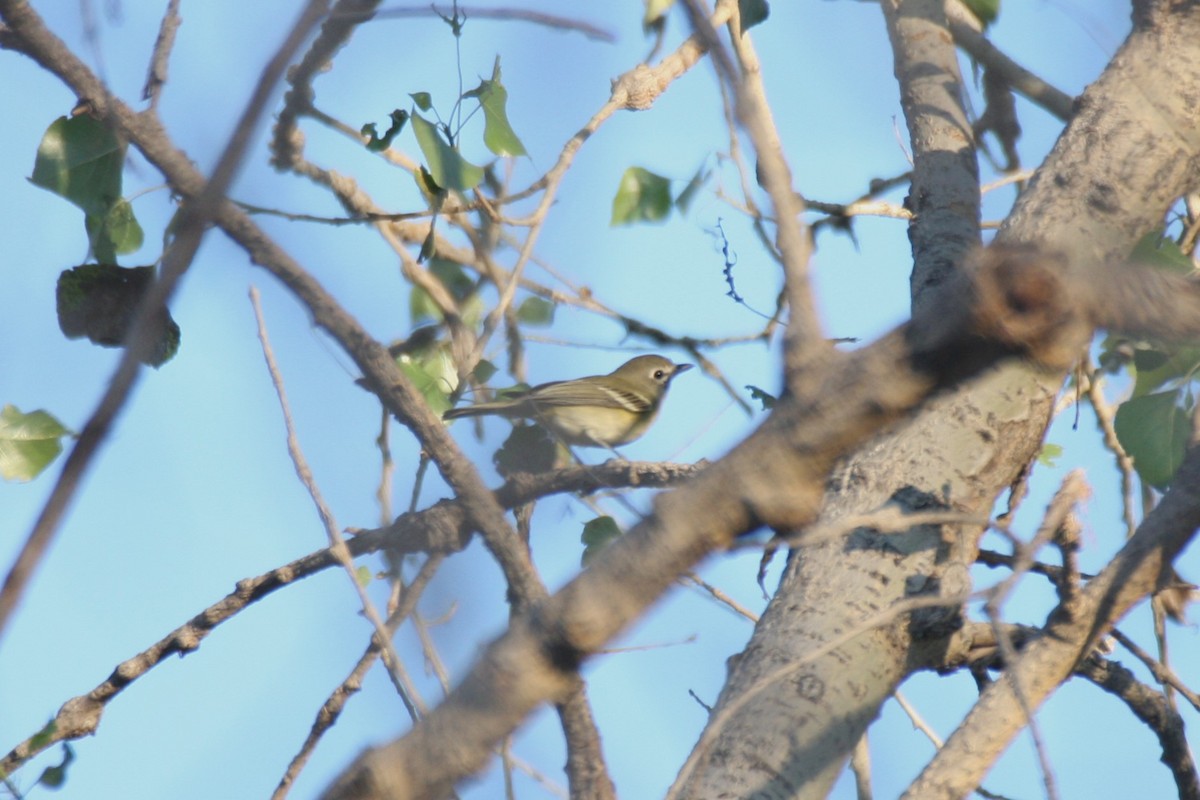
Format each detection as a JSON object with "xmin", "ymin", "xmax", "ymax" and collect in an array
[{"xmin": 443, "ymin": 354, "xmax": 692, "ymax": 447}]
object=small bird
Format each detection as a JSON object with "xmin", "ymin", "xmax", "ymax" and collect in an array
[{"xmin": 443, "ymin": 354, "xmax": 693, "ymax": 448}]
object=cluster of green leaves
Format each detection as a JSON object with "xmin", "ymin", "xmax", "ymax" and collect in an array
[
  {"xmin": 361, "ymin": 56, "xmax": 526, "ymax": 197},
  {"xmin": 1102, "ymin": 234, "xmax": 1200, "ymax": 490},
  {"xmin": 30, "ymin": 113, "xmax": 178, "ymax": 367},
  {"xmin": 32, "ymin": 115, "xmax": 144, "ymax": 263},
  {"xmin": 358, "ymin": 37, "xmax": 554, "ymax": 431}
]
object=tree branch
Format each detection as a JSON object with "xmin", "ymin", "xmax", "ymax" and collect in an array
[
  {"xmin": 882, "ymin": 0, "xmax": 981, "ymax": 311},
  {"xmin": 0, "ymin": 460, "xmax": 700, "ymax": 777}
]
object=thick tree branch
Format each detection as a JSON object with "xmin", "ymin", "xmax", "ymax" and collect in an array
[{"xmin": 883, "ymin": 0, "xmax": 981, "ymax": 311}]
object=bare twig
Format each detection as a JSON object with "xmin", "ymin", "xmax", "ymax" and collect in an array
[
  {"xmin": 1084, "ymin": 362, "xmax": 1139, "ymax": 539},
  {"xmin": 141, "ymin": 0, "xmax": 181, "ymax": 107},
  {"xmin": 945, "ymin": 0, "xmax": 1074, "ymax": 122},
  {"xmin": 250, "ymin": 286, "xmax": 422, "ymax": 713},
  {"xmin": 906, "ymin": 444, "xmax": 1200, "ymax": 798},
  {"xmin": 1109, "ymin": 629, "xmax": 1200, "ymax": 714},
  {"xmin": 1074, "ymin": 655, "xmax": 1200, "ymax": 799},
  {"xmin": 985, "ymin": 470, "xmax": 1090, "ymax": 609},
  {"xmin": 681, "ymin": 572, "xmax": 759, "ymax": 622},
  {"xmin": 360, "ymin": 4, "xmax": 614, "ymax": 42},
  {"xmin": 682, "ymin": 0, "xmax": 823, "ymax": 379},
  {"xmin": 0, "ymin": 459, "xmax": 700, "ymax": 778},
  {"xmin": 272, "ymin": 555, "xmax": 444, "ymax": 800},
  {"xmin": 977, "ymin": 471, "xmax": 1091, "ymax": 800}
]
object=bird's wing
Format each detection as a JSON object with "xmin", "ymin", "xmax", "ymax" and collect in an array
[{"xmin": 529, "ymin": 377, "xmax": 652, "ymax": 412}]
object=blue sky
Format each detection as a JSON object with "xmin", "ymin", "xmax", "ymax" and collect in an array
[{"xmin": 3, "ymin": 1, "xmax": 1194, "ymax": 798}]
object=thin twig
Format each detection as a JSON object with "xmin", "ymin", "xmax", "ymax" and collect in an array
[
  {"xmin": 250, "ymin": 286, "xmax": 422, "ymax": 713},
  {"xmin": 365, "ymin": 5, "xmax": 614, "ymax": 42},
  {"xmin": 980, "ymin": 472, "xmax": 1090, "ymax": 800},
  {"xmin": 945, "ymin": 0, "xmax": 1074, "ymax": 122},
  {"xmin": 1084, "ymin": 361, "xmax": 1139, "ymax": 539},
  {"xmin": 681, "ymin": 572, "xmax": 759, "ymax": 622},
  {"xmin": 1109, "ymin": 628, "xmax": 1200, "ymax": 714},
  {"xmin": 141, "ymin": 0, "xmax": 181, "ymax": 107},
  {"xmin": 271, "ymin": 555, "xmax": 444, "ymax": 800}
]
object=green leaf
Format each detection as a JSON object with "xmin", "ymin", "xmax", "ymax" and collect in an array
[
  {"xmin": 397, "ymin": 354, "xmax": 455, "ymax": 416},
  {"xmin": 418, "ymin": 227, "xmax": 438, "ymax": 263},
  {"xmin": 739, "ymin": 0, "xmax": 770, "ymax": 31},
  {"xmin": 361, "ymin": 109, "xmax": 409, "ymax": 152},
  {"xmin": 411, "ymin": 113, "xmax": 484, "ymax": 192},
  {"xmin": 745, "ymin": 385, "xmax": 776, "ymax": 410},
  {"xmin": 516, "ymin": 296, "xmax": 555, "ymax": 327},
  {"xmin": 1037, "ymin": 442, "xmax": 1063, "ymax": 467},
  {"xmin": 494, "ymin": 423, "xmax": 558, "ymax": 477},
  {"xmin": 37, "ymin": 744, "xmax": 74, "ymax": 790},
  {"xmin": 409, "ymin": 287, "xmax": 440, "ymax": 324},
  {"xmin": 472, "ymin": 359, "xmax": 498, "ymax": 384},
  {"xmin": 85, "ymin": 197, "xmax": 145, "ymax": 262},
  {"xmin": 0, "ymin": 405, "xmax": 71, "ymax": 482},
  {"xmin": 31, "ymin": 115, "xmax": 124, "ymax": 217},
  {"xmin": 463, "ymin": 58, "xmax": 527, "ymax": 157},
  {"xmin": 611, "ymin": 167, "xmax": 672, "ymax": 226},
  {"xmin": 460, "ymin": 292, "xmax": 485, "ymax": 329},
  {"xmin": 430, "ymin": 258, "xmax": 475, "ymax": 301},
  {"xmin": 1097, "ymin": 334, "xmax": 1135, "ymax": 375},
  {"xmin": 1114, "ymin": 390, "xmax": 1190, "ymax": 490},
  {"xmin": 581, "ymin": 516, "xmax": 623, "ymax": 566},
  {"xmin": 355, "ymin": 565, "xmax": 373, "ymax": 588},
  {"xmin": 56, "ymin": 264, "xmax": 181, "ymax": 367},
  {"xmin": 1131, "ymin": 230, "xmax": 1195, "ymax": 274},
  {"xmin": 414, "ymin": 165, "xmax": 443, "ymax": 202},
  {"xmin": 410, "ymin": 92, "xmax": 433, "ymax": 112},
  {"xmin": 960, "ymin": 0, "xmax": 999, "ymax": 28},
  {"xmin": 1132, "ymin": 344, "xmax": 1200, "ymax": 397},
  {"xmin": 30, "ymin": 720, "xmax": 58, "ymax": 750},
  {"xmin": 384, "ymin": 325, "xmax": 441, "ymax": 361}
]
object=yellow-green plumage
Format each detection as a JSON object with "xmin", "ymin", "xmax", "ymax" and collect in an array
[{"xmin": 443, "ymin": 354, "xmax": 692, "ymax": 447}]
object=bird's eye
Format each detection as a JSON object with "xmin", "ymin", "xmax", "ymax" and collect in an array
[{"xmin": 653, "ymin": 369, "xmax": 666, "ymax": 380}]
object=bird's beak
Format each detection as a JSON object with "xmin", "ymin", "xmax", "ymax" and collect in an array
[{"xmin": 673, "ymin": 363, "xmax": 694, "ymax": 376}]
